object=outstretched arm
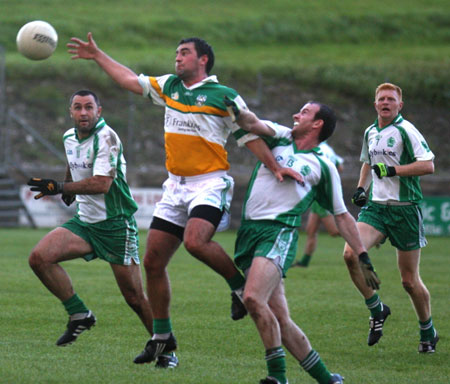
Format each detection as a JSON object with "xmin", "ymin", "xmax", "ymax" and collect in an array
[
  {"xmin": 237, "ymin": 109, "xmax": 276, "ymax": 136},
  {"xmin": 334, "ymin": 212, "xmax": 366, "ymax": 255},
  {"xmin": 245, "ymin": 139, "xmax": 304, "ymax": 184},
  {"xmin": 335, "ymin": 211, "xmax": 380, "ymax": 289},
  {"xmin": 224, "ymin": 96, "xmax": 303, "ymax": 183},
  {"xmin": 224, "ymin": 96, "xmax": 275, "ymax": 136},
  {"xmin": 67, "ymin": 32, "xmax": 142, "ymax": 94}
]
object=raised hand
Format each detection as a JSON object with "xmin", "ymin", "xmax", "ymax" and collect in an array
[{"xmin": 67, "ymin": 32, "xmax": 99, "ymax": 60}]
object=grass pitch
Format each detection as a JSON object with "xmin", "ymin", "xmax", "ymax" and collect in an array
[{"xmin": 0, "ymin": 228, "xmax": 448, "ymax": 383}]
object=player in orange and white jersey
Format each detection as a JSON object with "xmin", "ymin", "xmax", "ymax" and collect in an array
[{"xmin": 68, "ymin": 33, "xmax": 300, "ymax": 366}]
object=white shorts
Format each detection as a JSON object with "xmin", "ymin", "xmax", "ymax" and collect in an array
[{"xmin": 153, "ymin": 170, "xmax": 234, "ymax": 231}]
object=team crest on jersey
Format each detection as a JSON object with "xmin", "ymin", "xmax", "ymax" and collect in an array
[
  {"xmin": 277, "ymin": 238, "xmax": 287, "ymax": 252},
  {"xmin": 300, "ymin": 165, "xmax": 311, "ymax": 176},
  {"xmin": 171, "ymin": 92, "xmax": 179, "ymax": 100},
  {"xmin": 66, "ymin": 149, "xmax": 73, "ymax": 155},
  {"xmin": 196, "ymin": 94, "xmax": 207, "ymax": 106},
  {"xmin": 387, "ymin": 137, "xmax": 396, "ymax": 148}
]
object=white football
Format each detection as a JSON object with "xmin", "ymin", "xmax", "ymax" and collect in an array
[{"xmin": 16, "ymin": 21, "xmax": 58, "ymax": 60}]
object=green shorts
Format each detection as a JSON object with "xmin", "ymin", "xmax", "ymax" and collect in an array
[
  {"xmin": 234, "ymin": 220, "xmax": 298, "ymax": 277},
  {"xmin": 358, "ymin": 202, "xmax": 427, "ymax": 251},
  {"xmin": 62, "ymin": 215, "xmax": 140, "ymax": 265},
  {"xmin": 310, "ymin": 200, "xmax": 331, "ymax": 218}
]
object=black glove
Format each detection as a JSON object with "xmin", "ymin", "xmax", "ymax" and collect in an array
[
  {"xmin": 224, "ymin": 95, "xmax": 240, "ymax": 122},
  {"xmin": 27, "ymin": 178, "xmax": 64, "ymax": 200},
  {"xmin": 61, "ymin": 193, "xmax": 76, "ymax": 206},
  {"xmin": 352, "ymin": 187, "xmax": 367, "ymax": 207},
  {"xmin": 372, "ymin": 163, "xmax": 396, "ymax": 179},
  {"xmin": 358, "ymin": 252, "xmax": 381, "ymax": 290}
]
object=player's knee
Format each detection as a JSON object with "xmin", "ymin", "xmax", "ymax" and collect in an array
[
  {"xmin": 243, "ymin": 292, "xmax": 262, "ymax": 316},
  {"xmin": 401, "ymin": 279, "xmax": 416, "ymax": 294},
  {"xmin": 276, "ymin": 314, "xmax": 291, "ymax": 332},
  {"xmin": 343, "ymin": 247, "xmax": 357, "ymax": 267},
  {"xmin": 28, "ymin": 248, "xmax": 45, "ymax": 270},
  {"xmin": 143, "ymin": 250, "xmax": 166, "ymax": 276},
  {"xmin": 305, "ymin": 227, "xmax": 317, "ymax": 237},
  {"xmin": 183, "ymin": 235, "xmax": 205, "ymax": 256},
  {"xmin": 123, "ymin": 293, "xmax": 141, "ymax": 312}
]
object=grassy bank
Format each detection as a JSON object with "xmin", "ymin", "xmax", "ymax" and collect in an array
[{"xmin": 2, "ymin": 0, "xmax": 449, "ymax": 103}]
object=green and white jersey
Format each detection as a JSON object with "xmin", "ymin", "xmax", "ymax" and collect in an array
[
  {"xmin": 360, "ymin": 114, "xmax": 434, "ymax": 203},
  {"xmin": 137, "ymin": 73, "xmax": 257, "ymax": 177},
  {"xmin": 242, "ymin": 121, "xmax": 347, "ymax": 227},
  {"xmin": 63, "ymin": 118, "xmax": 138, "ymax": 223}
]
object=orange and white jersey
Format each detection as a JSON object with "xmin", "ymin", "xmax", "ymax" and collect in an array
[{"xmin": 138, "ymin": 74, "xmax": 257, "ymax": 176}]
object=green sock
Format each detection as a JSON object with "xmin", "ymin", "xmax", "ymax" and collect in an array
[
  {"xmin": 299, "ymin": 254, "xmax": 312, "ymax": 266},
  {"xmin": 365, "ymin": 293, "xmax": 382, "ymax": 317},
  {"xmin": 62, "ymin": 293, "xmax": 89, "ymax": 316},
  {"xmin": 265, "ymin": 347, "xmax": 287, "ymax": 384},
  {"xmin": 419, "ymin": 317, "xmax": 436, "ymax": 341},
  {"xmin": 153, "ymin": 318, "xmax": 173, "ymax": 335},
  {"xmin": 300, "ymin": 350, "xmax": 332, "ymax": 384},
  {"xmin": 226, "ymin": 271, "xmax": 246, "ymax": 291}
]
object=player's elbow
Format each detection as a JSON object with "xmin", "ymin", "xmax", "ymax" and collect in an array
[
  {"xmin": 100, "ymin": 185, "xmax": 111, "ymax": 194},
  {"xmin": 417, "ymin": 160, "xmax": 434, "ymax": 176},
  {"xmin": 94, "ymin": 176, "xmax": 113, "ymax": 194},
  {"xmin": 118, "ymin": 74, "xmax": 141, "ymax": 95},
  {"xmin": 101, "ymin": 182, "xmax": 113, "ymax": 194}
]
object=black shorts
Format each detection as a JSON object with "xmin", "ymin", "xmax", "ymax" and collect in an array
[{"xmin": 150, "ymin": 205, "xmax": 224, "ymax": 241}]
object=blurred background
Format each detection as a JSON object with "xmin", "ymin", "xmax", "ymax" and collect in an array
[{"xmin": 0, "ymin": 0, "xmax": 449, "ymax": 229}]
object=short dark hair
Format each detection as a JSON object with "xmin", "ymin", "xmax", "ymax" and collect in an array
[
  {"xmin": 69, "ymin": 89, "xmax": 100, "ymax": 107},
  {"xmin": 179, "ymin": 37, "xmax": 215, "ymax": 74},
  {"xmin": 309, "ymin": 101, "xmax": 336, "ymax": 142}
]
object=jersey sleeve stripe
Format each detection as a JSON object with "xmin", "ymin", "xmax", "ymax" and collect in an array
[{"xmin": 150, "ymin": 76, "xmax": 166, "ymax": 101}]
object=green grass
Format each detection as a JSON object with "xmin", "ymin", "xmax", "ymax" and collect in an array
[
  {"xmin": 1, "ymin": 228, "xmax": 448, "ymax": 383},
  {"xmin": 2, "ymin": 0, "xmax": 449, "ymax": 103}
]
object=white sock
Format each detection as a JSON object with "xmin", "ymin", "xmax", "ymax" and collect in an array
[
  {"xmin": 152, "ymin": 332, "xmax": 171, "ymax": 340},
  {"xmin": 70, "ymin": 310, "xmax": 90, "ymax": 321}
]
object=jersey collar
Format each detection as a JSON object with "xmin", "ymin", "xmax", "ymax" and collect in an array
[
  {"xmin": 374, "ymin": 113, "xmax": 403, "ymax": 130},
  {"xmin": 75, "ymin": 117, "xmax": 106, "ymax": 142},
  {"xmin": 182, "ymin": 75, "xmax": 218, "ymax": 90},
  {"xmin": 292, "ymin": 141, "xmax": 322, "ymax": 154}
]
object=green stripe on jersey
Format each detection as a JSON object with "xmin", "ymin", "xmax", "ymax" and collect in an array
[{"xmin": 397, "ymin": 125, "xmax": 423, "ymax": 202}]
